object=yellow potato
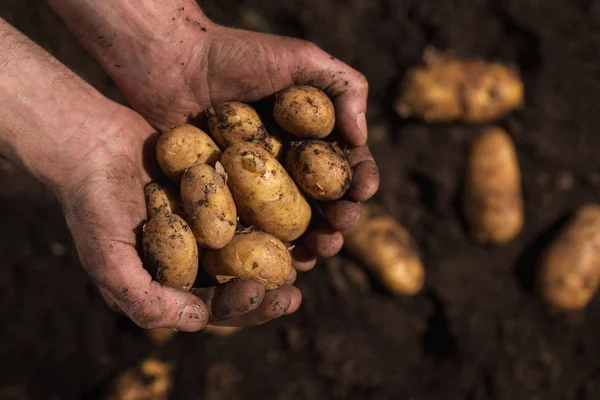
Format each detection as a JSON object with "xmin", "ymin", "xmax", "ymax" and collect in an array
[
  {"xmin": 206, "ymin": 101, "xmax": 283, "ymax": 158},
  {"xmin": 221, "ymin": 142, "xmax": 311, "ymax": 242},
  {"xmin": 273, "ymin": 85, "xmax": 335, "ymax": 139},
  {"xmin": 343, "ymin": 205, "xmax": 424, "ymax": 296},
  {"xmin": 204, "ymin": 231, "xmax": 292, "ymax": 290},
  {"xmin": 144, "ymin": 182, "xmax": 183, "ymax": 219},
  {"xmin": 156, "ymin": 124, "xmax": 221, "ymax": 181},
  {"xmin": 203, "ymin": 325, "xmax": 243, "ymax": 336},
  {"xmin": 106, "ymin": 358, "xmax": 172, "ymax": 400},
  {"xmin": 285, "ymin": 140, "xmax": 352, "ymax": 201},
  {"xmin": 462, "ymin": 127, "xmax": 524, "ymax": 244},
  {"xmin": 142, "ymin": 213, "xmax": 199, "ymax": 290},
  {"xmin": 537, "ymin": 204, "xmax": 600, "ymax": 310},
  {"xmin": 147, "ymin": 328, "xmax": 176, "ymax": 345},
  {"xmin": 395, "ymin": 49, "xmax": 524, "ymax": 123},
  {"xmin": 180, "ymin": 163, "xmax": 237, "ymax": 249}
]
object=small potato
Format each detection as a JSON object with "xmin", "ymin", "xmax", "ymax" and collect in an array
[
  {"xmin": 395, "ymin": 49, "xmax": 524, "ymax": 123},
  {"xmin": 273, "ymin": 85, "xmax": 335, "ymax": 139},
  {"xmin": 106, "ymin": 358, "xmax": 172, "ymax": 400},
  {"xmin": 206, "ymin": 101, "xmax": 283, "ymax": 158},
  {"xmin": 462, "ymin": 127, "xmax": 524, "ymax": 244},
  {"xmin": 147, "ymin": 328, "xmax": 176, "ymax": 345},
  {"xmin": 285, "ymin": 140, "xmax": 352, "ymax": 201},
  {"xmin": 204, "ymin": 231, "xmax": 292, "ymax": 290},
  {"xmin": 203, "ymin": 325, "xmax": 243, "ymax": 336},
  {"xmin": 537, "ymin": 205, "xmax": 600, "ymax": 310},
  {"xmin": 221, "ymin": 142, "xmax": 311, "ymax": 242},
  {"xmin": 343, "ymin": 205, "xmax": 424, "ymax": 296},
  {"xmin": 142, "ymin": 213, "xmax": 199, "ymax": 290},
  {"xmin": 181, "ymin": 163, "xmax": 237, "ymax": 249},
  {"xmin": 144, "ymin": 182, "xmax": 183, "ymax": 219},
  {"xmin": 156, "ymin": 124, "xmax": 222, "ymax": 181}
]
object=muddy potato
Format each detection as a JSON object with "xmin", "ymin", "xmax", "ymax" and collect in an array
[
  {"xmin": 106, "ymin": 358, "xmax": 172, "ymax": 400},
  {"xmin": 204, "ymin": 230, "xmax": 292, "ymax": 290},
  {"xmin": 206, "ymin": 101, "xmax": 283, "ymax": 158},
  {"xmin": 537, "ymin": 204, "xmax": 600, "ymax": 310},
  {"xmin": 156, "ymin": 124, "xmax": 222, "ymax": 181},
  {"xmin": 142, "ymin": 213, "xmax": 199, "ymax": 290},
  {"xmin": 144, "ymin": 183, "xmax": 183, "ymax": 219},
  {"xmin": 273, "ymin": 85, "xmax": 335, "ymax": 139},
  {"xmin": 343, "ymin": 205, "xmax": 424, "ymax": 296},
  {"xmin": 221, "ymin": 142, "xmax": 311, "ymax": 242},
  {"xmin": 285, "ymin": 140, "xmax": 352, "ymax": 201},
  {"xmin": 462, "ymin": 127, "xmax": 524, "ymax": 244},
  {"xmin": 181, "ymin": 163, "xmax": 237, "ymax": 249}
]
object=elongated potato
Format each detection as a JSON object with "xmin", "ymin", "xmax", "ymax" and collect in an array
[
  {"xmin": 144, "ymin": 182, "xmax": 183, "ymax": 219},
  {"xmin": 462, "ymin": 127, "xmax": 524, "ymax": 244},
  {"xmin": 204, "ymin": 231, "xmax": 292, "ymax": 290},
  {"xmin": 221, "ymin": 142, "xmax": 311, "ymax": 242},
  {"xmin": 537, "ymin": 205, "xmax": 600, "ymax": 310},
  {"xmin": 206, "ymin": 101, "xmax": 283, "ymax": 159},
  {"xmin": 285, "ymin": 140, "xmax": 352, "ymax": 201},
  {"xmin": 142, "ymin": 213, "xmax": 198, "ymax": 290},
  {"xmin": 343, "ymin": 205, "xmax": 424, "ymax": 296},
  {"xmin": 395, "ymin": 49, "xmax": 524, "ymax": 123},
  {"xmin": 181, "ymin": 163, "xmax": 237, "ymax": 249},
  {"xmin": 156, "ymin": 124, "xmax": 221, "ymax": 181},
  {"xmin": 106, "ymin": 358, "xmax": 172, "ymax": 400},
  {"xmin": 274, "ymin": 85, "xmax": 335, "ymax": 139}
]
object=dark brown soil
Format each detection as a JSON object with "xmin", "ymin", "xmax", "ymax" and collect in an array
[{"xmin": 3, "ymin": 0, "xmax": 600, "ymax": 399}]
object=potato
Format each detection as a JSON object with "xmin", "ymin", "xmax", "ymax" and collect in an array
[
  {"xmin": 273, "ymin": 85, "xmax": 335, "ymax": 139},
  {"xmin": 537, "ymin": 204, "xmax": 600, "ymax": 310},
  {"xmin": 285, "ymin": 140, "xmax": 352, "ymax": 201},
  {"xmin": 147, "ymin": 328, "xmax": 176, "ymax": 345},
  {"xmin": 156, "ymin": 124, "xmax": 221, "ymax": 181},
  {"xmin": 204, "ymin": 230, "xmax": 292, "ymax": 290},
  {"xmin": 142, "ymin": 213, "xmax": 199, "ymax": 290},
  {"xmin": 144, "ymin": 182, "xmax": 183, "ymax": 219},
  {"xmin": 206, "ymin": 101, "xmax": 283, "ymax": 158},
  {"xmin": 462, "ymin": 127, "xmax": 524, "ymax": 244},
  {"xmin": 221, "ymin": 142, "xmax": 311, "ymax": 242},
  {"xmin": 106, "ymin": 358, "xmax": 172, "ymax": 400},
  {"xmin": 180, "ymin": 163, "xmax": 237, "ymax": 249},
  {"xmin": 203, "ymin": 325, "xmax": 243, "ymax": 336},
  {"xmin": 343, "ymin": 205, "xmax": 424, "ymax": 296},
  {"xmin": 395, "ymin": 49, "xmax": 524, "ymax": 123}
]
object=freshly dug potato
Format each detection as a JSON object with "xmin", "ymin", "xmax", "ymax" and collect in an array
[
  {"xmin": 142, "ymin": 213, "xmax": 199, "ymax": 290},
  {"xmin": 204, "ymin": 230, "xmax": 292, "ymax": 290},
  {"xmin": 221, "ymin": 142, "xmax": 311, "ymax": 242},
  {"xmin": 273, "ymin": 85, "xmax": 335, "ymax": 139},
  {"xmin": 147, "ymin": 328, "xmax": 176, "ymax": 345},
  {"xmin": 203, "ymin": 325, "xmax": 243, "ymax": 336},
  {"xmin": 156, "ymin": 124, "xmax": 221, "ymax": 181},
  {"xmin": 206, "ymin": 101, "xmax": 283, "ymax": 158},
  {"xmin": 106, "ymin": 358, "xmax": 172, "ymax": 400},
  {"xmin": 343, "ymin": 205, "xmax": 424, "ymax": 296},
  {"xmin": 462, "ymin": 127, "xmax": 524, "ymax": 244},
  {"xmin": 537, "ymin": 204, "xmax": 600, "ymax": 310},
  {"xmin": 285, "ymin": 140, "xmax": 352, "ymax": 201},
  {"xmin": 180, "ymin": 163, "xmax": 237, "ymax": 249},
  {"xmin": 395, "ymin": 49, "xmax": 524, "ymax": 123},
  {"xmin": 144, "ymin": 182, "xmax": 183, "ymax": 219}
]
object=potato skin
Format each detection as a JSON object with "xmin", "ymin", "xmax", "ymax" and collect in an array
[
  {"xmin": 221, "ymin": 142, "xmax": 312, "ymax": 242},
  {"xmin": 206, "ymin": 101, "xmax": 283, "ymax": 159},
  {"xmin": 142, "ymin": 213, "xmax": 199, "ymax": 290},
  {"xmin": 107, "ymin": 358, "xmax": 172, "ymax": 400},
  {"xmin": 273, "ymin": 85, "xmax": 335, "ymax": 139},
  {"xmin": 537, "ymin": 205, "xmax": 600, "ymax": 310},
  {"xmin": 180, "ymin": 163, "xmax": 237, "ymax": 249},
  {"xmin": 285, "ymin": 140, "xmax": 352, "ymax": 201},
  {"xmin": 156, "ymin": 124, "xmax": 222, "ymax": 181},
  {"xmin": 203, "ymin": 231, "xmax": 292, "ymax": 290},
  {"xmin": 462, "ymin": 127, "xmax": 524, "ymax": 244},
  {"xmin": 343, "ymin": 205, "xmax": 424, "ymax": 296},
  {"xmin": 144, "ymin": 183, "xmax": 183, "ymax": 219}
]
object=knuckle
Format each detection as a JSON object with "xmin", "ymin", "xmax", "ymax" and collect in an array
[{"xmin": 355, "ymin": 73, "xmax": 369, "ymax": 92}]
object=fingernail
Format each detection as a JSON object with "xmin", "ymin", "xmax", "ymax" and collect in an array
[
  {"xmin": 356, "ymin": 112, "xmax": 368, "ymax": 144},
  {"xmin": 175, "ymin": 305, "xmax": 205, "ymax": 332}
]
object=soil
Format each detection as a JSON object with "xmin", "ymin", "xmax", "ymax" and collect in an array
[{"xmin": 2, "ymin": 0, "xmax": 600, "ymax": 399}]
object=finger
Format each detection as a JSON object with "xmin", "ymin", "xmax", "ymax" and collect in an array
[
  {"xmin": 346, "ymin": 145, "xmax": 380, "ymax": 202},
  {"xmin": 323, "ymin": 200, "xmax": 362, "ymax": 231},
  {"xmin": 285, "ymin": 267, "xmax": 297, "ymax": 285},
  {"xmin": 304, "ymin": 225, "xmax": 344, "ymax": 258},
  {"xmin": 290, "ymin": 244, "xmax": 318, "ymax": 272},
  {"xmin": 99, "ymin": 288, "xmax": 125, "ymax": 315},
  {"xmin": 190, "ymin": 280, "xmax": 265, "ymax": 322},
  {"xmin": 291, "ymin": 41, "xmax": 369, "ymax": 146}
]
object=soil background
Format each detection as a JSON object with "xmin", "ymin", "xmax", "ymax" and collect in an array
[{"xmin": 2, "ymin": 0, "xmax": 600, "ymax": 399}]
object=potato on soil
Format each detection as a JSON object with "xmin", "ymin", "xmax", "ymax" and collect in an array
[
  {"xmin": 147, "ymin": 328, "xmax": 176, "ymax": 345},
  {"xmin": 142, "ymin": 213, "xmax": 199, "ymax": 290},
  {"xmin": 343, "ymin": 204, "xmax": 424, "ymax": 296},
  {"xmin": 462, "ymin": 127, "xmax": 524, "ymax": 244},
  {"xmin": 395, "ymin": 49, "xmax": 524, "ymax": 123},
  {"xmin": 537, "ymin": 204, "xmax": 600, "ymax": 310},
  {"xmin": 203, "ymin": 325, "xmax": 243, "ymax": 336},
  {"xmin": 156, "ymin": 124, "xmax": 221, "ymax": 181},
  {"xmin": 285, "ymin": 140, "xmax": 352, "ymax": 201},
  {"xmin": 144, "ymin": 182, "xmax": 183, "ymax": 219},
  {"xmin": 181, "ymin": 163, "xmax": 237, "ymax": 249},
  {"xmin": 221, "ymin": 142, "xmax": 311, "ymax": 242},
  {"xmin": 106, "ymin": 357, "xmax": 172, "ymax": 400},
  {"xmin": 273, "ymin": 85, "xmax": 335, "ymax": 139},
  {"xmin": 206, "ymin": 101, "xmax": 283, "ymax": 158},
  {"xmin": 203, "ymin": 230, "xmax": 292, "ymax": 290}
]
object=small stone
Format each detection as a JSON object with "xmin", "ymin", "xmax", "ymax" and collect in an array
[
  {"xmin": 49, "ymin": 242, "xmax": 66, "ymax": 257},
  {"xmin": 555, "ymin": 172, "xmax": 575, "ymax": 192}
]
